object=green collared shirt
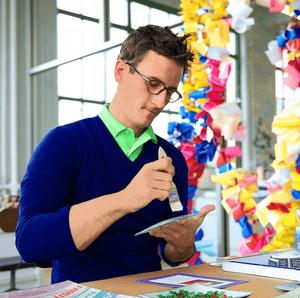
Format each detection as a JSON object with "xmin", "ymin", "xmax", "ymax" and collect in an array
[{"xmin": 98, "ymin": 105, "xmax": 158, "ymax": 161}]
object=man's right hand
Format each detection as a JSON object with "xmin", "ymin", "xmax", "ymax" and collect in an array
[
  {"xmin": 69, "ymin": 157, "xmax": 175, "ymax": 251},
  {"xmin": 122, "ymin": 157, "xmax": 175, "ymax": 213}
]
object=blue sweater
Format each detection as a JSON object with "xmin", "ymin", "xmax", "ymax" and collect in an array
[{"xmin": 16, "ymin": 116, "xmax": 188, "ymax": 283}]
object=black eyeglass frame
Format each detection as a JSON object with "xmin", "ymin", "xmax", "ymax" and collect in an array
[{"xmin": 127, "ymin": 64, "xmax": 182, "ymax": 103}]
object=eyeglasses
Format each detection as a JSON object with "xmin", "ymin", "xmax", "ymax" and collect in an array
[{"xmin": 127, "ymin": 64, "xmax": 182, "ymax": 103}]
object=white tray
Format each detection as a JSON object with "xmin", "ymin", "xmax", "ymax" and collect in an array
[{"xmin": 220, "ymin": 248, "xmax": 300, "ymax": 281}]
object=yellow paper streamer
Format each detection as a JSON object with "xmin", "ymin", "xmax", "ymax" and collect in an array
[
  {"xmin": 204, "ymin": 18, "xmax": 230, "ymax": 48},
  {"xmin": 221, "ymin": 185, "xmax": 240, "ymax": 200}
]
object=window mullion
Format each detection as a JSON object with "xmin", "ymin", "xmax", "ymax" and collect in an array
[
  {"xmin": 57, "ymin": 9, "xmax": 99, "ymax": 23},
  {"xmin": 103, "ymin": 0, "xmax": 110, "ymax": 42}
]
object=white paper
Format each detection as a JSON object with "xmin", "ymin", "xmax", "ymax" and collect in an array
[{"xmin": 139, "ymin": 283, "xmax": 252, "ymax": 298}]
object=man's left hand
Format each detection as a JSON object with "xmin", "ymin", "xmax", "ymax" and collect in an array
[{"xmin": 149, "ymin": 204, "xmax": 215, "ymax": 262}]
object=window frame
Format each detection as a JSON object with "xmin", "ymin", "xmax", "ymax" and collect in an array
[
  {"xmin": 29, "ymin": 1, "xmax": 240, "ymax": 141},
  {"xmin": 55, "ymin": 0, "xmax": 184, "ymax": 132}
]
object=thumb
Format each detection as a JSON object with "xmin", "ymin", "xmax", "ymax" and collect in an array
[
  {"xmin": 200, "ymin": 204, "xmax": 215, "ymax": 216},
  {"xmin": 195, "ymin": 204, "xmax": 215, "ymax": 226}
]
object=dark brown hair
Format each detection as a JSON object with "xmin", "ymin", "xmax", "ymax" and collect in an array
[{"xmin": 118, "ymin": 25, "xmax": 194, "ymax": 74}]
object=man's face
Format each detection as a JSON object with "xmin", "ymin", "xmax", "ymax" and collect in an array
[{"xmin": 114, "ymin": 50, "xmax": 184, "ymax": 137}]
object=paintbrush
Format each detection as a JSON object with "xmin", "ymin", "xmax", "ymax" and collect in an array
[{"xmin": 158, "ymin": 147, "xmax": 183, "ymax": 212}]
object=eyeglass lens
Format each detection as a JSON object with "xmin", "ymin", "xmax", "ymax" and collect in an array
[{"xmin": 148, "ymin": 80, "xmax": 180, "ymax": 102}]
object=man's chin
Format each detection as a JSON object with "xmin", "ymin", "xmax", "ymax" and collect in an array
[
  {"xmin": 137, "ymin": 124, "xmax": 149, "ymax": 129},
  {"xmin": 138, "ymin": 116, "xmax": 155, "ymax": 128}
]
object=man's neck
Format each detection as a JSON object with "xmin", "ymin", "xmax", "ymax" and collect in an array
[{"xmin": 108, "ymin": 99, "xmax": 145, "ymax": 138}]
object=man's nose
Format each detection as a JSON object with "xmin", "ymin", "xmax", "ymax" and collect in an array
[{"xmin": 150, "ymin": 91, "xmax": 168, "ymax": 109}]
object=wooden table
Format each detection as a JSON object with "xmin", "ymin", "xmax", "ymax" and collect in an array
[{"xmin": 83, "ymin": 263, "xmax": 294, "ymax": 297}]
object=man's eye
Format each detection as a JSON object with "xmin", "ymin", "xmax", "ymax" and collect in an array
[{"xmin": 150, "ymin": 80, "xmax": 161, "ymax": 88}]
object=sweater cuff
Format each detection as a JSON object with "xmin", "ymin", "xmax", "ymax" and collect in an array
[{"xmin": 159, "ymin": 242, "xmax": 195, "ymax": 267}]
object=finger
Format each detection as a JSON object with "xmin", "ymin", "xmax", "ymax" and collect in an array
[
  {"xmin": 178, "ymin": 218, "xmax": 199, "ymax": 231},
  {"xmin": 194, "ymin": 204, "xmax": 216, "ymax": 225},
  {"xmin": 149, "ymin": 222, "xmax": 180, "ymax": 236},
  {"xmin": 167, "ymin": 157, "xmax": 173, "ymax": 165},
  {"xmin": 155, "ymin": 192, "xmax": 170, "ymax": 201},
  {"xmin": 147, "ymin": 188, "xmax": 169, "ymax": 201},
  {"xmin": 152, "ymin": 170, "xmax": 173, "ymax": 184},
  {"xmin": 150, "ymin": 180, "xmax": 173, "ymax": 200},
  {"xmin": 149, "ymin": 228, "xmax": 164, "ymax": 237},
  {"xmin": 156, "ymin": 222, "xmax": 181, "ymax": 232},
  {"xmin": 154, "ymin": 159, "xmax": 175, "ymax": 175},
  {"xmin": 150, "ymin": 226, "xmax": 181, "ymax": 240},
  {"xmin": 200, "ymin": 204, "xmax": 216, "ymax": 215}
]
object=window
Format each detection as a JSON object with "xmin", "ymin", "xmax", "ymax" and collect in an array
[
  {"xmin": 275, "ymin": 49, "xmax": 296, "ymax": 138},
  {"xmin": 56, "ymin": 0, "xmax": 104, "ymax": 125},
  {"xmin": 57, "ymin": 0, "xmax": 184, "ymax": 138},
  {"xmin": 225, "ymin": 32, "xmax": 239, "ymax": 153}
]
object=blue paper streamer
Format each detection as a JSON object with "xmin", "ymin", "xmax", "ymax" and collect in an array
[
  {"xmin": 189, "ymin": 89, "xmax": 209, "ymax": 99},
  {"xmin": 195, "ymin": 228, "xmax": 204, "ymax": 241},
  {"xmin": 198, "ymin": 53, "xmax": 208, "ymax": 64},
  {"xmin": 167, "ymin": 121, "xmax": 178, "ymax": 135},
  {"xmin": 294, "ymin": 9, "xmax": 300, "ymax": 18},
  {"xmin": 218, "ymin": 162, "xmax": 232, "ymax": 174},
  {"xmin": 295, "ymin": 154, "xmax": 300, "ymax": 168},
  {"xmin": 194, "ymin": 258, "xmax": 203, "ymax": 265},
  {"xmin": 238, "ymin": 215, "xmax": 254, "ymax": 238},
  {"xmin": 188, "ymin": 111, "xmax": 198, "ymax": 123},
  {"xmin": 179, "ymin": 122, "xmax": 195, "ymax": 140},
  {"xmin": 195, "ymin": 239, "xmax": 217, "ymax": 256},
  {"xmin": 200, "ymin": 114, "xmax": 208, "ymax": 127},
  {"xmin": 180, "ymin": 106, "xmax": 188, "ymax": 119},
  {"xmin": 167, "ymin": 122, "xmax": 195, "ymax": 142},
  {"xmin": 292, "ymin": 189, "xmax": 300, "ymax": 200},
  {"xmin": 194, "ymin": 140, "xmax": 217, "ymax": 164},
  {"xmin": 188, "ymin": 185, "xmax": 198, "ymax": 199},
  {"xmin": 277, "ymin": 27, "xmax": 300, "ymax": 48}
]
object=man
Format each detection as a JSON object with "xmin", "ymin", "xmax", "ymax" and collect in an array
[{"xmin": 16, "ymin": 25, "xmax": 215, "ymax": 284}]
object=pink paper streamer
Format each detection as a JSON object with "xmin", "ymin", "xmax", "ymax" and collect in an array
[{"xmin": 224, "ymin": 145, "xmax": 243, "ymax": 160}]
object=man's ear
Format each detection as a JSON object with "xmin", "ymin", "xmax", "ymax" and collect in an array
[{"xmin": 114, "ymin": 60, "xmax": 127, "ymax": 82}]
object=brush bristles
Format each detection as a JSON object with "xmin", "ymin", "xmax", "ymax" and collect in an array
[
  {"xmin": 158, "ymin": 147, "xmax": 183, "ymax": 212},
  {"xmin": 169, "ymin": 188, "xmax": 183, "ymax": 211}
]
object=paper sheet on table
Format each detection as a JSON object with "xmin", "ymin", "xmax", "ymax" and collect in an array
[
  {"xmin": 135, "ymin": 213, "xmax": 202, "ymax": 236},
  {"xmin": 274, "ymin": 286, "xmax": 300, "ymax": 296},
  {"xmin": 139, "ymin": 283, "xmax": 252, "ymax": 298}
]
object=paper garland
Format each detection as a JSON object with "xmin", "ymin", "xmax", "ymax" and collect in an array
[
  {"xmin": 171, "ymin": 0, "xmax": 300, "ymax": 263},
  {"xmin": 168, "ymin": 0, "xmax": 257, "ymax": 264},
  {"xmin": 260, "ymin": 1, "xmax": 300, "ymax": 251},
  {"xmin": 258, "ymin": 103, "xmax": 300, "ymax": 252},
  {"xmin": 212, "ymin": 1, "xmax": 300, "ymax": 255}
]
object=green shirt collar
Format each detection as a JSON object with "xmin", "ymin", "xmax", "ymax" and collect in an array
[{"xmin": 98, "ymin": 105, "xmax": 157, "ymax": 161}]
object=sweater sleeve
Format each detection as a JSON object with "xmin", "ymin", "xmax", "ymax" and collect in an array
[{"xmin": 16, "ymin": 127, "xmax": 79, "ymax": 263}]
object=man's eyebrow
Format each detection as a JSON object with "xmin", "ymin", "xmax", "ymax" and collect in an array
[{"xmin": 148, "ymin": 76, "xmax": 178, "ymax": 90}]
